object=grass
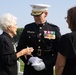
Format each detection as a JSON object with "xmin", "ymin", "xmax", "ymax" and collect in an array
[{"xmin": 18, "ymin": 58, "xmax": 24, "ymax": 72}]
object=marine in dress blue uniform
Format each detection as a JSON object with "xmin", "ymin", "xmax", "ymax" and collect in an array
[{"xmin": 17, "ymin": 4, "xmax": 61, "ymax": 75}]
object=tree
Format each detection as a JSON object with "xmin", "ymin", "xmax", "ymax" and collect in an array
[{"xmin": 13, "ymin": 28, "xmax": 24, "ymax": 42}]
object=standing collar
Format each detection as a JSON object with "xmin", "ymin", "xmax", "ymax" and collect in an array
[{"xmin": 37, "ymin": 21, "xmax": 47, "ymax": 27}]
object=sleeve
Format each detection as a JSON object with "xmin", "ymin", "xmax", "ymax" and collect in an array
[
  {"xmin": 52, "ymin": 25, "xmax": 61, "ymax": 51},
  {"xmin": 58, "ymin": 35, "xmax": 76, "ymax": 58},
  {"xmin": 0, "ymin": 39, "xmax": 17, "ymax": 65}
]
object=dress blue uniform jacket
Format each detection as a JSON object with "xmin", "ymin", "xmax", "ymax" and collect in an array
[{"xmin": 17, "ymin": 21, "xmax": 61, "ymax": 75}]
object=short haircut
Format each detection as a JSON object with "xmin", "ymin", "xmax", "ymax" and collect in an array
[{"xmin": 0, "ymin": 13, "xmax": 17, "ymax": 30}]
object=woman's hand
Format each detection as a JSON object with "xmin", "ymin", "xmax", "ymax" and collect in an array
[
  {"xmin": 16, "ymin": 47, "xmax": 34, "ymax": 58},
  {"xmin": 24, "ymin": 47, "xmax": 34, "ymax": 55},
  {"xmin": 21, "ymin": 47, "xmax": 34, "ymax": 55}
]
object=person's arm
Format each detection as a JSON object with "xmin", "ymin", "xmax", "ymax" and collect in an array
[
  {"xmin": 55, "ymin": 52, "xmax": 66, "ymax": 75},
  {"xmin": 16, "ymin": 47, "xmax": 34, "ymax": 58}
]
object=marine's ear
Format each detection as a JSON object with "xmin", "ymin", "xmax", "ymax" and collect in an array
[{"xmin": 44, "ymin": 11, "xmax": 48, "ymax": 17}]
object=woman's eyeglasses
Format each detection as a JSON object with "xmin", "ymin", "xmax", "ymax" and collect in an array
[
  {"xmin": 65, "ymin": 16, "xmax": 69, "ymax": 20},
  {"xmin": 64, "ymin": 17, "xmax": 67, "ymax": 20}
]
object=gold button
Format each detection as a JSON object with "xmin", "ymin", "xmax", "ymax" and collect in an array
[
  {"xmin": 39, "ymin": 33, "xmax": 41, "ymax": 36},
  {"xmin": 38, "ymin": 40, "xmax": 41, "ymax": 42},
  {"xmin": 40, "ymin": 27, "xmax": 42, "ymax": 29},
  {"xmin": 38, "ymin": 46, "xmax": 40, "ymax": 48},
  {"xmin": 29, "ymin": 36, "xmax": 31, "ymax": 38},
  {"xmin": 52, "ymin": 54, "xmax": 54, "ymax": 56}
]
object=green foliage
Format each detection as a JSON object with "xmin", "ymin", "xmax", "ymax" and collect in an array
[{"xmin": 13, "ymin": 28, "xmax": 24, "ymax": 42}]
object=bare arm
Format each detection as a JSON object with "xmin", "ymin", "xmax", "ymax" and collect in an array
[
  {"xmin": 55, "ymin": 52, "xmax": 66, "ymax": 75},
  {"xmin": 16, "ymin": 47, "xmax": 34, "ymax": 58}
]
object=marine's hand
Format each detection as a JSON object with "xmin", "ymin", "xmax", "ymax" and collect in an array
[
  {"xmin": 28, "ymin": 56, "xmax": 45, "ymax": 71},
  {"xmin": 33, "ymin": 61, "xmax": 45, "ymax": 71},
  {"xmin": 28, "ymin": 56, "xmax": 42, "ymax": 65}
]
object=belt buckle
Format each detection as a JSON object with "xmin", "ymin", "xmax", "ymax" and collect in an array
[{"xmin": 37, "ymin": 49, "xmax": 41, "ymax": 56}]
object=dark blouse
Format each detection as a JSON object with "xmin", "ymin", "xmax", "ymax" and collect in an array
[
  {"xmin": 0, "ymin": 32, "xmax": 17, "ymax": 75},
  {"xmin": 58, "ymin": 31, "xmax": 76, "ymax": 75}
]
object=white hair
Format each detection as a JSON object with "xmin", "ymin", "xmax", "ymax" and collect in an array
[{"xmin": 0, "ymin": 13, "xmax": 17, "ymax": 30}]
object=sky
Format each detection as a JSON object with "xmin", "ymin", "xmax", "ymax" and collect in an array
[{"xmin": 0, "ymin": 0, "xmax": 76, "ymax": 35}]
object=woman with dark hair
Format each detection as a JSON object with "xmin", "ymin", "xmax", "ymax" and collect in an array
[{"xmin": 55, "ymin": 6, "xmax": 76, "ymax": 75}]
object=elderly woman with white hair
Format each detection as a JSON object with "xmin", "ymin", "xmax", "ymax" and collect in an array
[{"xmin": 0, "ymin": 13, "xmax": 34, "ymax": 75}]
